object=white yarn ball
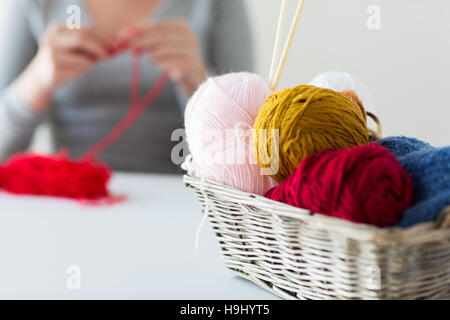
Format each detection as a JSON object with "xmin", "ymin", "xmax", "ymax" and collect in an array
[{"xmin": 309, "ymin": 71, "xmax": 378, "ymax": 131}]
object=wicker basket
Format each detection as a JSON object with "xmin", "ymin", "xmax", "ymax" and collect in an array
[{"xmin": 184, "ymin": 175, "xmax": 450, "ymax": 300}]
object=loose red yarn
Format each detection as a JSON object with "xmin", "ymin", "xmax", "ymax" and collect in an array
[
  {"xmin": 0, "ymin": 151, "xmax": 110, "ymax": 200},
  {"xmin": 0, "ymin": 28, "xmax": 169, "ymax": 203},
  {"xmin": 265, "ymin": 143, "xmax": 414, "ymax": 227}
]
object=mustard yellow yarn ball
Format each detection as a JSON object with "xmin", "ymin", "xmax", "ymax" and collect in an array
[{"xmin": 253, "ymin": 85, "xmax": 369, "ymax": 182}]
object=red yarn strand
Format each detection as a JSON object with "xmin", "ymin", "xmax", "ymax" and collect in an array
[
  {"xmin": 0, "ymin": 50, "xmax": 169, "ymax": 203},
  {"xmin": 83, "ymin": 53, "xmax": 169, "ymax": 159}
]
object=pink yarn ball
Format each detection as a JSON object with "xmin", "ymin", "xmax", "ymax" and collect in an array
[{"xmin": 184, "ymin": 72, "xmax": 277, "ymax": 195}]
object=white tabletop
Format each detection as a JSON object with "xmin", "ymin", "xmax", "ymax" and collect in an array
[{"xmin": 0, "ymin": 172, "xmax": 277, "ymax": 300}]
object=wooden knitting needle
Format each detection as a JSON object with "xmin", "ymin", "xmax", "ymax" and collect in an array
[
  {"xmin": 270, "ymin": 0, "xmax": 306, "ymax": 91},
  {"xmin": 269, "ymin": 0, "xmax": 288, "ymax": 84}
]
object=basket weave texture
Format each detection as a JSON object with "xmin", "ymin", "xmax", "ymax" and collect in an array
[{"xmin": 184, "ymin": 175, "xmax": 450, "ymax": 300}]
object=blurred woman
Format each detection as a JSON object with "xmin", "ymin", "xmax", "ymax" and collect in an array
[{"xmin": 0, "ymin": 0, "xmax": 253, "ymax": 173}]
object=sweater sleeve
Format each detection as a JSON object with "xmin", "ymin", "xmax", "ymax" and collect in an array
[
  {"xmin": 0, "ymin": 0, "xmax": 46, "ymax": 161},
  {"xmin": 208, "ymin": 0, "xmax": 254, "ymax": 75}
]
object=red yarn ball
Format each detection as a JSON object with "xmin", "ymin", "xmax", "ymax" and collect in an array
[
  {"xmin": 0, "ymin": 152, "xmax": 111, "ymax": 201},
  {"xmin": 265, "ymin": 143, "xmax": 413, "ymax": 227}
]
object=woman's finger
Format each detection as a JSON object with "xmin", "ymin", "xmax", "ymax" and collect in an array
[
  {"xmin": 55, "ymin": 50, "xmax": 95, "ymax": 72},
  {"xmin": 58, "ymin": 69, "xmax": 86, "ymax": 81},
  {"xmin": 131, "ymin": 33, "xmax": 189, "ymax": 53},
  {"xmin": 132, "ymin": 19, "xmax": 189, "ymax": 37},
  {"xmin": 50, "ymin": 27, "xmax": 111, "ymax": 59},
  {"xmin": 128, "ymin": 20, "xmax": 192, "ymax": 52},
  {"xmin": 149, "ymin": 46, "xmax": 193, "ymax": 62},
  {"xmin": 70, "ymin": 29, "xmax": 111, "ymax": 59}
]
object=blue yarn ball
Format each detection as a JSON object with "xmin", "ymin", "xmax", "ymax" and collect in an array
[
  {"xmin": 398, "ymin": 190, "xmax": 450, "ymax": 228},
  {"xmin": 377, "ymin": 136, "xmax": 450, "ymax": 227},
  {"xmin": 377, "ymin": 136, "xmax": 433, "ymax": 157},
  {"xmin": 399, "ymin": 146, "xmax": 450, "ymax": 202}
]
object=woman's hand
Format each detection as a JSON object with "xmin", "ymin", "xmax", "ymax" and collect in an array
[
  {"xmin": 17, "ymin": 23, "xmax": 112, "ymax": 113},
  {"xmin": 128, "ymin": 19, "xmax": 208, "ymax": 95}
]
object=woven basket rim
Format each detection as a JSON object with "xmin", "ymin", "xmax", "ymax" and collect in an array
[{"xmin": 183, "ymin": 174, "xmax": 450, "ymax": 244}]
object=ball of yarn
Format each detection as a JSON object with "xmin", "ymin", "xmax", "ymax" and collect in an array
[
  {"xmin": 378, "ymin": 137, "xmax": 447, "ymax": 202},
  {"xmin": 397, "ymin": 146, "xmax": 450, "ymax": 226},
  {"xmin": 253, "ymin": 85, "xmax": 370, "ymax": 182},
  {"xmin": 377, "ymin": 136, "xmax": 450, "ymax": 227},
  {"xmin": 309, "ymin": 71, "xmax": 378, "ymax": 131},
  {"xmin": 265, "ymin": 143, "xmax": 413, "ymax": 227},
  {"xmin": 399, "ymin": 191, "xmax": 450, "ymax": 228},
  {"xmin": 0, "ymin": 152, "xmax": 111, "ymax": 200},
  {"xmin": 405, "ymin": 146, "xmax": 450, "ymax": 202},
  {"xmin": 377, "ymin": 136, "xmax": 434, "ymax": 157},
  {"xmin": 183, "ymin": 72, "xmax": 277, "ymax": 195}
]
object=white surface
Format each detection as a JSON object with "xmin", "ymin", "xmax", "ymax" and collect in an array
[{"xmin": 0, "ymin": 173, "xmax": 277, "ymax": 300}]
